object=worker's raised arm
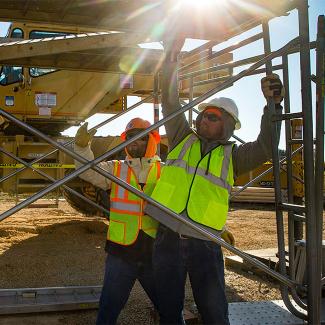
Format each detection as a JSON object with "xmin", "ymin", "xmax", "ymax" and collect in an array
[
  {"xmin": 74, "ymin": 122, "xmax": 113, "ymax": 190},
  {"xmin": 161, "ymin": 38, "xmax": 192, "ymax": 149},
  {"xmin": 233, "ymin": 74, "xmax": 285, "ymax": 177}
]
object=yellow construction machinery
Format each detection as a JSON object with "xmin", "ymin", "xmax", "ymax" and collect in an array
[
  {"xmin": 0, "ymin": 22, "xmax": 157, "ymax": 135},
  {"xmin": 0, "ymin": 20, "xmax": 232, "ymax": 202}
]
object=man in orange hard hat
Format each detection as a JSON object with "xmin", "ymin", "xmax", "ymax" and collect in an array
[
  {"xmin": 146, "ymin": 39, "xmax": 285, "ymax": 325},
  {"xmin": 74, "ymin": 117, "xmax": 161, "ymax": 325}
]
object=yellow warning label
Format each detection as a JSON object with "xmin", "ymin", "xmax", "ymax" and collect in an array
[{"xmin": 0, "ymin": 163, "xmax": 75, "ymax": 169}]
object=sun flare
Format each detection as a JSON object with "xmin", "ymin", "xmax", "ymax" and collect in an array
[{"xmin": 184, "ymin": 0, "xmax": 229, "ymax": 8}]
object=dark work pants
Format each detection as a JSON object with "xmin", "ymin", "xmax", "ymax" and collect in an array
[
  {"xmin": 153, "ymin": 226, "xmax": 230, "ymax": 325},
  {"xmin": 96, "ymin": 254, "xmax": 158, "ymax": 325}
]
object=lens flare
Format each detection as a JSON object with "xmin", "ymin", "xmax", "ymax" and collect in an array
[{"xmin": 184, "ymin": 0, "xmax": 229, "ymax": 8}]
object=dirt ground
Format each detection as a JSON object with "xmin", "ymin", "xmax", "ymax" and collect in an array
[{"xmin": 0, "ymin": 194, "xmax": 306, "ymax": 324}]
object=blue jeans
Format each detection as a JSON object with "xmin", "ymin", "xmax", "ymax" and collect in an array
[
  {"xmin": 153, "ymin": 226, "xmax": 230, "ymax": 325},
  {"xmin": 96, "ymin": 254, "xmax": 158, "ymax": 325}
]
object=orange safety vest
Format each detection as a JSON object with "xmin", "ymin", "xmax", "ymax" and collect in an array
[{"xmin": 108, "ymin": 160, "xmax": 161, "ymax": 245}]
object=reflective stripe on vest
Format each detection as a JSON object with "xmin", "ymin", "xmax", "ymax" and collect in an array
[
  {"xmin": 151, "ymin": 133, "xmax": 234, "ymax": 230},
  {"xmin": 108, "ymin": 160, "xmax": 160, "ymax": 245}
]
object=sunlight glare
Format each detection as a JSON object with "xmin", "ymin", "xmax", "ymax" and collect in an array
[{"xmin": 183, "ymin": 0, "xmax": 229, "ymax": 8}]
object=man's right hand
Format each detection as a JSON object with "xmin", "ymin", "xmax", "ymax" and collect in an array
[
  {"xmin": 75, "ymin": 122, "xmax": 97, "ymax": 147},
  {"xmin": 221, "ymin": 228, "xmax": 235, "ymax": 246}
]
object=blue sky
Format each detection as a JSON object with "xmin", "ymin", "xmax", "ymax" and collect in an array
[{"xmin": 0, "ymin": 0, "xmax": 323, "ymax": 148}]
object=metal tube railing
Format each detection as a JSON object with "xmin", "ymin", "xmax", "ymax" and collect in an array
[
  {"xmin": 192, "ymin": 107, "xmax": 300, "ymax": 191},
  {"xmin": 315, "ymin": 12, "xmax": 325, "ymax": 219},
  {"xmin": 0, "ymin": 108, "xmax": 299, "ymax": 288},
  {"xmin": 180, "ymin": 53, "xmax": 266, "ymax": 80},
  {"xmin": 262, "ymin": 20, "xmax": 307, "ymax": 320},
  {"xmin": 179, "ymin": 32, "xmax": 263, "ymax": 73},
  {"xmin": 0, "ymin": 36, "xmax": 301, "ymax": 222},
  {"xmin": 0, "ymin": 147, "xmax": 110, "ymax": 216},
  {"xmin": 0, "ymin": 94, "xmax": 154, "ymax": 185},
  {"xmin": 230, "ymin": 146, "xmax": 304, "ymax": 198},
  {"xmin": 179, "ymin": 41, "xmax": 316, "ymax": 82},
  {"xmin": 181, "ymin": 39, "xmax": 219, "ymax": 60},
  {"xmin": 0, "ymin": 37, "xmax": 303, "ymax": 288},
  {"xmin": 293, "ymin": 214, "xmax": 306, "ymax": 222},
  {"xmin": 282, "ymin": 52, "xmax": 307, "ymax": 311},
  {"xmin": 193, "ymin": 64, "xmax": 284, "ymax": 88},
  {"xmin": 0, "ymin": 34, "xmax": 299, "ymax": 218},
  {"xmin": 0, "ymin": 9, "xmax": 320, "ymax": 323},
  {"xmin": 283, "ymin": 52, "xmax": 296, "ymax": 283},
  {"xmin": 313, "ymin": 13, "xmax": 325, "ymax": 324},
  {"xmin": 279, "ymin": 202, "xmax": 306, "ymax": 214},
  {"xmin": 315, "ymin": 13, "xmax": 324, "ymax": 263},
  {"xmin": 298, "ymin": 0, "xmax": 320, "ymax": 323}
]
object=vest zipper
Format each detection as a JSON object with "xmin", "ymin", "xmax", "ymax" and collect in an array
[{"xmin": 205, "ymin": 152, "xmax": 212, "ymax": 175}]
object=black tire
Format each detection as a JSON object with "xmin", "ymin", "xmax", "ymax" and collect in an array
[{"xmin": 62, "ymin": 175, "xmax": 109, "ymax": 218}]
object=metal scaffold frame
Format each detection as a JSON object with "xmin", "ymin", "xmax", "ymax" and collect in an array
[{"xmin": 0, "ymin": 1, "xmax": 324, "ymax": 323}]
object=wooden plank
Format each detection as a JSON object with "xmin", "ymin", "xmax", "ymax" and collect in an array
[{"xmin": 225, "ymin": 248, "xmax": 282, "ymax": 275}]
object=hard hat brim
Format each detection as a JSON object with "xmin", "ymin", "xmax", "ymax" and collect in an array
[{"xmin": 121, "ymin": 129, "xmax": 161, "ymax": 143}]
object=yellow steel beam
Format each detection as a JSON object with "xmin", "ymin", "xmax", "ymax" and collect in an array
[
  {"xmin": 0, "ymin": 0, "xmax": 299, "ymax": 41},
  {"xmin": 0, "ymin": 33, "xmax": 164, "ymax": 73}
]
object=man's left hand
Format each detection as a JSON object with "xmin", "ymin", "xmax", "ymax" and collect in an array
[
  {"xmin": 261, "ymin": 73, "xmax": 285, "ymax": 104},
  {"xmin": 221, "ymin": 229, "xmax": 235, "ymax": 246},
  {"xmin": 75, "ymin": 122, "xmax": 97, "ymax": 147}
]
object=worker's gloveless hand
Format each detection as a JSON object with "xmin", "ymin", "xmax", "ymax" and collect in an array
[
  {"xmin": 261, "ymin": 73, "xmax": 285, "ymax": 104},
  {"xmin": 221, "ymin": 228, "xmax": 235, "ymax": 246},
  {"xmin": 75, "ymin": 122, "xmax": 97, "ymax": 147}
]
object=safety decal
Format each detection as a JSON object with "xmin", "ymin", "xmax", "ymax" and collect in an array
[
  {"xmin": 35, "ymin": 92, "xmax": 57, "ymax": 107},
  {"xmin": 5, "ymin": 96, "xmax": 14, "ymax": 106},
  {"xmin": 0, "ymin": 163, "xmax": 75, "ymax": 168}
]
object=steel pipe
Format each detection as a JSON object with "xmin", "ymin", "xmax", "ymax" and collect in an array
[
  {"xmin": 0, "ymin": 94, "xmax": 154, "ymax": 186},
  {"xmin": 298, "ymin": 1, "xmax": 320, "ymax": 322},
  {"xmin": 0, "ymin": 147, "xmax": 110, "ymax": 217},
  {"xmin": 0, "ymin": 36, "xmax": 302, "ymax": 289}
]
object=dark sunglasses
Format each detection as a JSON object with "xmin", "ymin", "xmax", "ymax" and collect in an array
[
  {"xmin": 125, "ymin": 132, "xmax": 149, "ymax": 142},
  {"xmin": 202, "ymin": 112, "xmax": 221, "ymax": 122}
]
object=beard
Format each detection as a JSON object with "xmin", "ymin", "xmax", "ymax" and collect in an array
[
  {"xmin": 198, "ymin": 122, "xmax": 224, "ymax": 140},
  {"xmin": 126, "ymin": 143, "xmax": 147, "ymax": 158}
]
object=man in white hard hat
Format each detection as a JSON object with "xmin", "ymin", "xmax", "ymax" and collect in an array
[{"xmin": 146, "ymin": 40, "xmax": 284, "ymax": 325}]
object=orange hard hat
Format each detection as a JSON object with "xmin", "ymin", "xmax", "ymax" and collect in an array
[{"xmin": 120, "ymin": 118, "xmax": 160, "ymax": 143}]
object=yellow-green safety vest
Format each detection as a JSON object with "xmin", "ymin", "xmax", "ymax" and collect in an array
[
  {"xmin": 151, "ymin": 133, "xmax": 234, "ymax": 230},
  {"xmin": 108, "ymin": 160, "xmax": 160, "ymax": 245}
]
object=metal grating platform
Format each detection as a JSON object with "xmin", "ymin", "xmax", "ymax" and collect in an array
[{"xmin": 228, "ymin": 300, "xmax": 309, "ymax": 325}]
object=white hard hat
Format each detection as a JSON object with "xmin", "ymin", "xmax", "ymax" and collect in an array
[{"xmin": 198, "ymin": 97, "xmax": 241, "ymax": 130}]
